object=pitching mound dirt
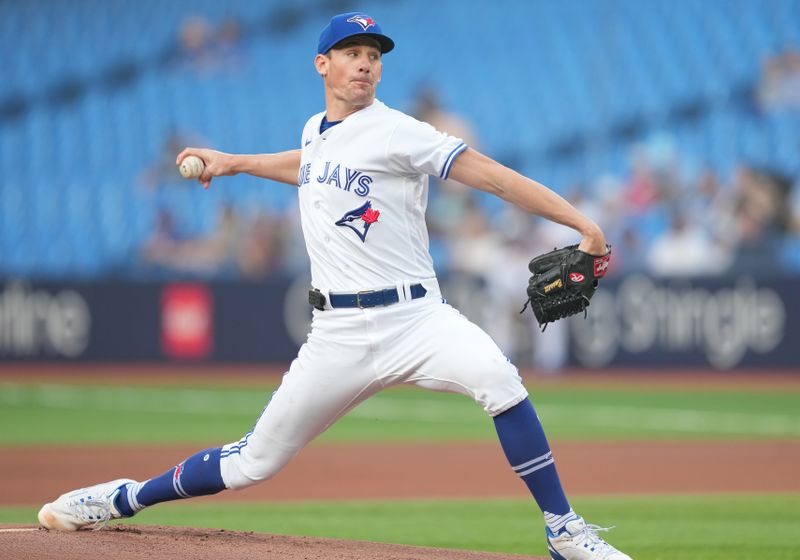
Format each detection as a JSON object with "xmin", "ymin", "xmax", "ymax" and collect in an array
[
  {"xmin": 0, "ymin": 525, "xmax": 543, "ymax": 560},
  {"xmin": 4, "ymin": 440, "xmax": 799, "ymax": 508}
]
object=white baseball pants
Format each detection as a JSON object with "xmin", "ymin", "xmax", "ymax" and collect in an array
[{"xmin": 220, "ymin": 283, "xmax": 528, "ymax": 490}]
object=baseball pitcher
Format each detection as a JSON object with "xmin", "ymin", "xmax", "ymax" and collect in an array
[{"xmin": 39, "ymin": 12, "xmax": 629, "ymax": 560}]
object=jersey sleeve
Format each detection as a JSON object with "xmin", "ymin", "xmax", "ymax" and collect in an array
[{"xmin": 386, "ymin": 117, "xmax": 467, "ymax": 180}]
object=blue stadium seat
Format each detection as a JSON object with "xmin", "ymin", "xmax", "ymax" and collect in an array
[{"xmin": 2, "ymin": 0, "xmax": 799, "ymax": 278}]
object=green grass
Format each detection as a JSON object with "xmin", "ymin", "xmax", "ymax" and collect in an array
[
  {"xmin": 4, "ymin": 379, "xmax": 798, "ymax": 558},
  {"xmin": 1, "ymin": 382, "xmax": 799, "ymax": 445},
  {"xmin": 3, "ymin": 494, "xmax": 799, "ymax": 559}
]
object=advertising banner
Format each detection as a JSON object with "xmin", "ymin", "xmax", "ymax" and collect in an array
[
  {"xmin": 569, "ymin": 275, "xmax": 798, "ymax": 369},
  {"xmin": 1, "ymin": 275, "xmax": 797, "ymax": 369}
]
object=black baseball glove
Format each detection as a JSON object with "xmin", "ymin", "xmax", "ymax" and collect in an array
[{"xmin": 521, "ymin": 244, "xmax": 611, "ymax": 329}]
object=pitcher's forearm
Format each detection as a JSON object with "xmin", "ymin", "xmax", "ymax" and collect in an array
[
  {"xmin": 231, "ymin": 150, "xmax": 302, "ymax": 186},
  {"xmin": 449, "ymin": 149, "xmax": 607, "ymax": 253},
  {"xmin": 499, "ymin": 168, "xmax": 601, "ymax": 236},
  {"xmin": 494, "ymin": 167, "xmax": 606, "ymax": 253}
]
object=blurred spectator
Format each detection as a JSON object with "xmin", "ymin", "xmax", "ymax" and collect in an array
[
  {"xmin": 138, "ymin": 131, "xmax": 206, "ymax": 191},
  {"xmin": 179, "ymin": 15, "xmax": 213, "ymax": 55},
  {"xmin": 789, "ymin": 177, "xmax": 800, "ymax": 234},
  {"xmin": 733, "ymin": 166, "xmax": 790, "ymax": 236},
  {"xmin": 448, "ymin": 198, "xmax": 500, "ymax": 276},
  {"xmin": 729, "ymin": 166, "xmax": 793, "ymax": 270},
  {"xmin": 615, "ymin": 227, "xmax": 648, "ymax": 275},
  {"xmin": 140, "ymin": 204, "xmax": 296, "ymax": 280},
  {"xmin": 756, "ymin": 49, "xmax": 800, "ymax": 112},
  {"xmin": 176, "ymin": 15, "xmax": 245, "ymax": 74},
  {"xmin": 141, "ymin": 209, "xmax": 182, "ymax": 266},
  {"xmin": 624, "ymin": 146, "xmax": 661, "ymax": 212},
  {"xmin": 623, "ymin": 136, "xmax": 682, "ymax": 215},
  {"xmin": 685, "ymin": 168, "xmax": 729, "ymax": 226},
  {"xmin": 237, "ymin": 211, "xmax": 287, "ymax": 279},
  {"xmin": 215, "ymin": 18, "xmax": 245, "ymax": 69},
  {"xmin": 482, "ymin": 208, "xmax": 539, "ymax": 367},
  {"xmin": 136, "ymin": 135, "xmax": 799, "ymax": 285},
  {"xmin": 481, "ymin": 203, "xmax": 581, "ymax": 371},
  {"xmin": 279, "ymin": 208, "xmax": 312, "ymax": 277},
  {"xmin": 413, "ymin": 86, "xmax": 479, "ymax": 149},
  {"xmin": 141, "ymin": 204, "xmax": 243, "ymax": 276},
  {"xmin": 527, "ymin": 192, "xmax": 590, "ymax": 370},
  {"xmin": 591, "ymin": 174, "xmax": 627, "ymax": 255},
  {"xmin": 682, "ymin": 167, "xmax": 738, "ymax": 260},
  {"xmin": 781, "ymin": 177, "xmax": 800, "ymax": 271},
  {"xmin": 412, "ymin": 84, "xmax": 483, "ymax": 272},
  {"xmin": 646, "ymin": 211, "xmax": 732, "ymax": 277}
]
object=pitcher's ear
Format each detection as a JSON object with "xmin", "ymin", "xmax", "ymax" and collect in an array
[{"xmin": 314, "ymin": 53, "xmax": 329, "ymax": 77}]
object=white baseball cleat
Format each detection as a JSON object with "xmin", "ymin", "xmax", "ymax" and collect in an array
[
  {"xmin": 546, "ymin": 516, "xmax": 632, "ymax": 560},
  {"xmin": 38, "ymin": 478, "xmax": 135, "ymax": 531}
]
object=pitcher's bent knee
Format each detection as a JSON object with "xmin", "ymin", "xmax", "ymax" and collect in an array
[
  {"xmin": 219, "ymin": 439, "xmax": 297, "ymax": 490},
  {"xmin": 480, "ymin": 359, "xmax": 528, "ymax": 417}
]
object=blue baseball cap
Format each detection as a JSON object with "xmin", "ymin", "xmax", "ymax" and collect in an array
[{"xmin": 317, "ymin": 12, "xmax": 395, "ymax": 55}]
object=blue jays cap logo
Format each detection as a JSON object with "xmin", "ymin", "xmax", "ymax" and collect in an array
[
  {"xmin": 335, "ymin": 200, "xmax": 381, "ymax": 242},
  {"xmin": 347, "ymin": 14, "xmax": 376, "ymax": 31},
  {"xmin": 318, "ymin": 12, "xmax": 395, "ymax": 54}
]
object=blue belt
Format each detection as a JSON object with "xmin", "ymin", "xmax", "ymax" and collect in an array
[{"xmin": 329, "ymin": 283, "xmax": 427, "ymax": 309}]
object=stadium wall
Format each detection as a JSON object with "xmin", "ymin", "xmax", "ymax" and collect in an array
[{"xmin": 0, "ymin": 277, "xmax": 797, "ymax": 369}]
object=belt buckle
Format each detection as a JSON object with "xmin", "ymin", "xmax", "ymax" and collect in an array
[{"xmin": 356, "ymin": 290, "xmax": 376, "ymax": 309}]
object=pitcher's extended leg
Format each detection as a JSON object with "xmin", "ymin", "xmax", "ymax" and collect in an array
[
  {"xmin": 493, "ymin": 399, "xmax": 576, "ymax": 530},
  {"xmin": 40, "ymin": 311, "xmax": 383, "ymax": 529}
]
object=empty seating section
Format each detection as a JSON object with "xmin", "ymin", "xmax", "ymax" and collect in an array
[{"xmin": 0, "ymin": 0, "xmax": 798, "ymax": 278}]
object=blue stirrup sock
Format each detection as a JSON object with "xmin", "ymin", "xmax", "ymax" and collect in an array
[
  {"xmin": 115, "ymin": 447, "xmax": 226, "ymax": 517},
  {"xmin": 493, "ymin": 399, "xmax": 571, "ymax": 517},
  {"xmin": 114, "ymin": 403, "xmax": 569, "ymax": 521}
]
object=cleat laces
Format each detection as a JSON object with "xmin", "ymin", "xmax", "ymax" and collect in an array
[
  {"xmin": 67, "ymin": 496, "xmax": 113, "ymax": 530},
  {"xmin": 574, "ymin": 523, "xmax": 620, "ymax": 557}
]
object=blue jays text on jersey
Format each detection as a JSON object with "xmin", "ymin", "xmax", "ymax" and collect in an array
[{"xmin": 298, "ymin": 161, "xmax": 372, "ymax": 196}]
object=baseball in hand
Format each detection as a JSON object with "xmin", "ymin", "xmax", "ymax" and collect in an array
[{"xmin": 178, "ymin": 155, "xmax": 205, "ymax": 179}]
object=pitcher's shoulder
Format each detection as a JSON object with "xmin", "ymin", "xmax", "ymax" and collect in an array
[
  {"xmin": 367, "ymin": 100, "xmax": 412, "ymax": 125},
  {"xmin": 302, "ymin": 110, "xmax": 326, "ymax": 134}
]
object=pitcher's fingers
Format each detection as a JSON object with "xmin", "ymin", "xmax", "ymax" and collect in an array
[
  {"xmin": 198, "ymin": 166, "xmax": 213, "ymax": 189},
  {"xmin": 176, "ymin": 147, "xmax": 200, "ymax": 165}
]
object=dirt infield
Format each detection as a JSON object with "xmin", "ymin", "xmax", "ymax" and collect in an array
[
  {"xmin": 3, "ymin": 440, "xmax": 799, "ymax": 507},
  {"xmin": 2, "ymin": 366, "xmax": 799, "ymax": 559},
  {"xmin": 4, "ymin": 442, "xmax": 798, "ymax": 560},
  {"xmin": 0, "ymin": 525, "xmax": 543, "ymax": 560},
  {"xmin": 3, "ymin": 363, "xmax": 800, "ymax": 392},
  {"xmin": 3, "ymin": 440, "xmax": 798, "ymax": 560}
]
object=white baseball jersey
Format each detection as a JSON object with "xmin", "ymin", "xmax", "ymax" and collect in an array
[
  {"xmin": 219, "ymin": 99, "xmax": 527, "ymax": 491},
  {"xmin": 296, "ymin": 99, "xmax": 467, "ymax": 292}
]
